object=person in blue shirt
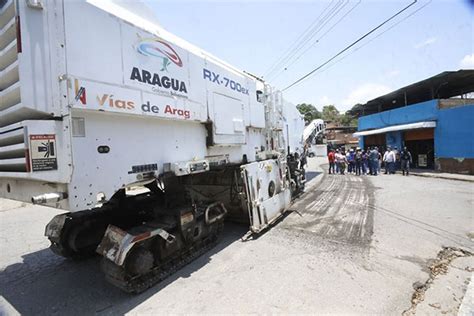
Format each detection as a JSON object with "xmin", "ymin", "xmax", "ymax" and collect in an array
[
  {"xmin": 354, "ymin": 148, "xmax": 363, "ymax": 175},
  {"xmin": 369, "ymin": 147, "xmax": 379, "ymax": 175},
  {"xmin": 361, "ymin": 150, "xmax": 368, "ymax": 175},
  {"xmin": 347, "ymin": 149, "xmax": 355, "ymax": 174}
]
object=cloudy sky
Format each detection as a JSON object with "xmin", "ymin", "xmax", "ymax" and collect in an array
[{"xmin": 145, "ymin": 0, "xmax": 473, "ymax": 112}]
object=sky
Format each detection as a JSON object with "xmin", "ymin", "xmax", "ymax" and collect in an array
[{"xmin": 144, "ymin": 0, "xmax": 474, "ymax": 112}]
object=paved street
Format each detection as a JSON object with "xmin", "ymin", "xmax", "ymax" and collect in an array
[{"xmin": 0, "ymin": 158, "xmax": 473, "ymax": 315}]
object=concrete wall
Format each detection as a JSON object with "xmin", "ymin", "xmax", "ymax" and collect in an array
[{"xmin": 357, "ymin": 100, "xmax": 474, "ymax": 173}]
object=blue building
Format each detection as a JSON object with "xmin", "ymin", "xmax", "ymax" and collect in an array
[{"xmin": 352, "ymin": 70, "xmax": 474, "ymax": 174}]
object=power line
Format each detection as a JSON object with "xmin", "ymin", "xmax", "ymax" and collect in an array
[
  {"xmin": 267, "ymin": 0, "xmax": 350, "ymax": 81},
  {"xmin": 348, "ymin": 0, "xmax": 432, "ymax": 55},
  {"xmin": 268, "ymin": 0, "xmax": 352, "ymax": 81},
  {"xmin": 293, "ymin": 0, "xmax": 362, "ymax": 64},
  {"xmin": 270, "ymin": 0, "xmax": 361, "ymax": 81},
  {"xmin": 293, "ymin": 0, "xmax": 432, "ymax": 80},
  {"xmin": 264, "ymin": 0, "xmax": 337, "ymax": 78},
  {"xmin": 264, "ymin": 0, "xmax": 341, "ymax": 78},
  {"xmin": 282, "ymin": 0, "xmax": 418, "ymax": 91}
]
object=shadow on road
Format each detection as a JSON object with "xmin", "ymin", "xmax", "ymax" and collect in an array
[
  {"xmin": 305, "ymin": 171, "xmax": 322, "ymax": 182},
  {"xmin": 0, "ymin": 223, "xmax": 247, "ymax": 316}
]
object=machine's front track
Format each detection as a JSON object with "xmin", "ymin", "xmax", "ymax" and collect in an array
[
  {"xmin": 102, "ymin": 222, "xmax": 223, "ymax": 293},
  {"xmin": 45, "ymin": 186, "xmax": 227, "ymax": 293},
  {"xmin": 45, "ymin": 191, "xmax": 157, "ymax": 259}
]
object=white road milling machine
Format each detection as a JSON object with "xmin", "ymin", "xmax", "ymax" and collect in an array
[
  {"xmin": 0, "ymin": 0, "xmax": 306, "ymax": 292},
  {"xmin": 303, "ymin": 119, "xmax": 326, "ymax": 156}
]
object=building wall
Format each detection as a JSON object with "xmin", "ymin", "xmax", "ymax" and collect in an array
[
  {"xmin": 357, "ymin": 100, "xmax": 474, "ymax": 173},
  {"xmin": 358, "ymin": 100, "xmax": 438, "ymax": 131},
  {"xmin": 385, "ymin": 131, "xmax": 403, "ymax": 150},
  {"xmin": 435, "ymin": 105, "xmax": 474, "ymax": 158}
]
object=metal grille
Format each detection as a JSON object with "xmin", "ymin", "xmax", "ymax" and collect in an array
[
  {"xmin": 0, "ymin": 0, "xmax": 26, "ymax": 172},
  {"xmin": 0, "ymin": 0, "xmax": 20, "ymax": 118}
]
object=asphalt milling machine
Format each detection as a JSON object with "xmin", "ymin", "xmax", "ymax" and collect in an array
[{"xmin": 0, "ymin": 0, "xmax": 307, "ymax": 293}]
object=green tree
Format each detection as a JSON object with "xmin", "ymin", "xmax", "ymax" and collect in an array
[
  {"xmin": 297, "ymin": 103, "xmax": 359, "ymax": 127},
  {"xmin": 296, "ymin": 103, "xmax": 321, "ymax": 124},
  {"xmin": 321, "ymin": 105, "xmax": 340, "ymax": 122},
  {"xmin": 339, "ymin": 114, "xmax": 358, "ymax": 127}
]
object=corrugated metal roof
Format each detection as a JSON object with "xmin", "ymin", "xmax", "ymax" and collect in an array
[{"xmin": 349, "ymin": 70, "xmax": 474, "ymax": 117}]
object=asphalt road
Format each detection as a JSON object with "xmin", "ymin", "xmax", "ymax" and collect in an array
[{"xmin": 0, "ymin": 157, "xmax": 472, "ymax": 315}]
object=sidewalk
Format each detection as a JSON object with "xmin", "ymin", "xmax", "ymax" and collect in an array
[
  {"xmin": 410, "ymin": 169, "xmax": 474, "ymax": 182},
  {"xmin": 305, "ymin": 156, "xmax": 327, "ymax": 190}
]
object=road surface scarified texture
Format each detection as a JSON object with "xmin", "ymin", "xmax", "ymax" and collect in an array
[
  {"xmin": 1, "ymin": 158, "xmax": 472, "ymax": 315},
  {"xmin": 280, "ymin": 171, "xmax": 374, "ymax": 248}
]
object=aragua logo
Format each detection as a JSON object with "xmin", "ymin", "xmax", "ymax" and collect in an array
[
  {"xmin": 130, "ymin": 67, "xmax": 187, "ymax": 94},
  {"xmin": 136, "ymin": 37, "xmax": 183, "ymax": 72}
]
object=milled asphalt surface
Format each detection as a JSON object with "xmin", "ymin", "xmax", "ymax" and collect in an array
[{"xmin": 0, "ymin": 157, "xmax": 472, "ymax": 315}]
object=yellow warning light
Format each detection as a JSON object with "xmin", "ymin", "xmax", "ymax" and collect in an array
[{"xmin": 265, "ymin": 164, "xmax": 273, "ymax": 173}]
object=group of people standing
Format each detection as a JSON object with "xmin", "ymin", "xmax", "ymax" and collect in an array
[{"xmin": 327, "ymin": 146, "xmax": 413, "ymax": 176}]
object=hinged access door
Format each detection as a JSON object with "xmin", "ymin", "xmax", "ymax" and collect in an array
[{"xmin": 241, "ymin": 159, "xmax": 291, "ymax": 233}]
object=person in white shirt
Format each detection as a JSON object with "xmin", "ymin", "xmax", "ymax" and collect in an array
[
  {"xmin": 335, "ymin": 149, "xmax": 347, "ymax": 175},
  {"xmin": 386, "ymin": 148, "xmax": 396, "ymax": 174},
  {"xmin": 383, "ymin": 148, "xmax": 390, "ymax": 174}
]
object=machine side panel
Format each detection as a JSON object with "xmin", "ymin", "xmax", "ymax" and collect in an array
[{"xmin": 67, "ymin": 110, "xmax": 207, "ymax": 210}]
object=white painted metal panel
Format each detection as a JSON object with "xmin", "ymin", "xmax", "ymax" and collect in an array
[
  {"xmin": 0, "ymin": 119, "xmax": 72, "ymax": 183},
  {"xmin": 67, "ymin": 110, "xmax": 207, "ymax": 210},
  {"xmin": 204, "ymin": 56, "xmax": 251, "ymax": 128},
  {"xmin": 241, "ymin": 159, "xmax": 291, "ymax": 233},
  {"xmin": 249, "ymin": 98, "xmax": 265, "ymax": 129},
  {"xmin": 121, "ymin": 21, "xmax": 191, "ymax": 99},
  {"xmin": 310, "ymin": 144, "xmax": 328, "ymax": 157},
  {"xmin": 213, "ymin": 93, "xmax": 244, "ymax": 135},
  {"xmin": 69, "ymin": 78, "xmax": 207, "ymax": 123},
  {"xmin": 15, "ymin": 0, "xmax": 67, "ymax": 118},
  {"xmin": 0, "ymin": 0, "xmax": 306, "ymax": 214},
  {"xmin": 64, "ymin": 1, "xmax": 123, "ymax": 85},
  {"xmin": 284, "ymin": 100, "xmax": 305, "ymax": 153}
]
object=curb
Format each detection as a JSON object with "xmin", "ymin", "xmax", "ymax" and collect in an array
[
  {"xmin": 410, "ymin": 173, "xmax": 474, "ymax": 183},
  {"xmin": 305, "ymin": 160, "xmax": 326, "ymax": 191}
]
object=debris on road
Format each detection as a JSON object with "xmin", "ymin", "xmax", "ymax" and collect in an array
[{"xmin": 403, "ymin": 247, "xmax": 474, "ymax": 315}]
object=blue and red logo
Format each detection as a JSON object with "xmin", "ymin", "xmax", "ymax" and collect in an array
[{"xmin": 137, "ymin": 38, "xmax": 183, "ymax": 71}]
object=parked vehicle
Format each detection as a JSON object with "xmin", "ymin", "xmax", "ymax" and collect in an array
[{"xmin": 0, "ymin": 0, "xmax": 306, "ymax": 292}]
